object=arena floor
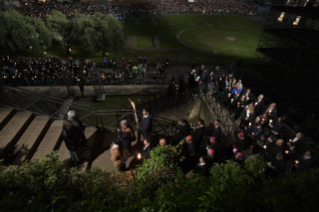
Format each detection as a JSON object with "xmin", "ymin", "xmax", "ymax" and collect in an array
[{"xmin": 45, "ymin": 14, "xmax": 264, "ymax": 66}]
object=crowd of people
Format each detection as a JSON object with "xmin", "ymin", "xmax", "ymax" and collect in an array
[
  {"xmin": 59, "ymin": 64, "xmax": 314, "ymax": 177},
  {"xmin": 0, "ymin": 55, "xmax": 170, "ymax": 89},
  {"xmin": 105, "ymin": 64, "xmax": 313, "ymax": 177},
  {"xmin": 16, "ymin": 0, "xmax": 262, "ymax": 20}
]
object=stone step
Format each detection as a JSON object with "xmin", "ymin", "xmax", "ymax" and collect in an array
[
  {"xmin": 12, "ymin": 116, "xmax": 51, "ymax": 165},
  {"xmin": 31, "ymin": 120, "xmax": 63, "ymax": 161},
  {"xmin": 0, "ymin": 112, "xmax": 34, "ymax": 159},
  {"xmin": 79, "ymin": 127, "xmax": 98, "ymax": 172},
  {"xmin": 0, "ymin": 107, "xmax": 15, "ymax": 131}
]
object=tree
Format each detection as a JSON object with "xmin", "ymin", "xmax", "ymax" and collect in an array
[
  {"xmin": 0, "ymin": 10, "xmax": 48, "ymax": 54},
  {"xmin": 25, "ymin": 17, "xmax": 52, "ymax": 54},
  {"xmin": 47, "ymin": 11, "xmax": 81, "ymax": 55},
  {"xmin": 81, "ymin": 13, "xmax": 125, "ymax": 56}
]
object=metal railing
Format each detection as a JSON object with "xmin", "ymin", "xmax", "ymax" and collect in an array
[{"xmin": 0, "ymin": 87, "xmax": 178, "ymax": 137}]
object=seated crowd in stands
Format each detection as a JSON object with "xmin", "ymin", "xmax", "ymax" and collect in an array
[
  {"xmin": 0, "ymin": 55, "xmax": 168, "ymax": 86},
  {"xmin": 17, "ymin": 0, "xmax": 263, "ymax": 20}
]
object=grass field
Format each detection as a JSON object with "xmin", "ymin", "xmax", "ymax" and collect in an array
[{"xmin": 14, "ymin": 15, "xmax": 264, "ymax": 66}]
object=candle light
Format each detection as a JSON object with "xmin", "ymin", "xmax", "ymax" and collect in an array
[
  {"xmin": 137, "ymin": 153, "xmax": 141, "ymax": 160},
  {"xmin": 252, "ymin": 133, "xmax": 255, "ymax": 136},
  {"xmin": 269, "ymin": 119, "xmax": 273, "ymax": 123},
  {"xmin": 249, "ymin": 122, "xmax": 251, "ymax": 126},
  {"xmin": 246, "ymin": 114, "xmax": 249, "ymax": 118},
  {"xmin": 289, "ymin": 139, "xmax": 292, "ymax": 143},
  {"xmin": 285, "ymin": 150, "xmax": 289, "ymax": 154},
  {"xmin": 263, "ymin": 145, "xmax": 267, "ymax": 149},
  {"xmin": 231, "ymin": 98, "xmax": 233, "ymax": 103},
  {"xmin": 295, "ymin": 160, "xmax": 299, "ymax": 164},
  {"xmin": 228, "ymin": 93, "xmax": 231, "ymax": 97},
  {"xmin": 255, "ymin": 102, "xmax": 257, "ymax": 106}
]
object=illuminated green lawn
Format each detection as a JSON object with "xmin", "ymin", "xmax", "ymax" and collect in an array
[{"xmin": 40, "ymin": 15, "xmax": 264, "ymax": 66}]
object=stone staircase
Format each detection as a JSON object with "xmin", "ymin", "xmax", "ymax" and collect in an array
[{"xmin": 0, "ymin": 107, "xmax": 99, "ymax": 172}]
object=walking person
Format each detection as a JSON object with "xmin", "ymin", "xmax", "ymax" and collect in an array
[{"xmin": 61, "ymin": 120, "xmax": 84, "ymax": 164}]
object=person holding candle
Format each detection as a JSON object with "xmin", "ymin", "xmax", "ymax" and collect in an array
[
  {"xmin": 287, "ymin": 132, "xmax": 303, "ymax": 154},
  {"xmin": 247, "ymin": 124, "xmax": 262, "ymax": 145},
  {"xmin": 258, "ymin": 135, "xmax": 275, "ymax": 157},
  {"xmin": 171, "ymin": 119, "xmax": 190, "ymax": 146},
  {"xmin": 243, "ymin": 88, "xmax": 252, "ymax": 104},
  {"xmin": 239, "ymin": 105, "xmax": 254, "ymax": 130},
  {"xmin": 266, "ymin": 103, "xmax": 277, "ymax": 120},
  {"xmin": 268, "ymin": 116, "xmax": 286, "ymax": 139},
  {"xmin": 234, "ymin": 95, "xmax": 247, "ymax": 120},
  {"xmin": 230, "ymin": 132, "xmax": 246, "ymax": 158}
]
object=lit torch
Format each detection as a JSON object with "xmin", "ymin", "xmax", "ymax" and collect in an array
[{"xmin": 129, "ymin": 98, "xmax": 138, "ymax": 124}]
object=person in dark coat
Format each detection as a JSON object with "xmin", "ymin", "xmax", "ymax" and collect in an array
[
  {"xmin": 207, "ymin": 136, "xmax": 220, "ymax": 162},
  {"xmin": 185, "ymin": 135, "xmax": 196, "ymax": 157},
  {"xmin": 258, "ymin": 135, "xmax": 275, "ymax": 157},
  {"xmin": 193, "ymin": 156, "xmax": 209, "ymax": 177},
  {"xmin": 265, "ymin": 152, "xmax": 287, "ymax": 178},
  {"xmin": 211, "ymin": 119, "xmax": 222, "ymax": 142},
  {"xmin": 254, "ymin": 94, "xmax": 264, "ymax": 116},
  {"xmin": 117, "ymin": 119, "xmax": 133, "ymax": 155},
  {"xmin": 61, "ymin": 120, "xmax": 83, "ymax": 163},
  {"xmin": 206, "ymin": 149, "xmax": 217, "ymax": 169},
  {"xmin": 265, "ymin": 103, "xmax": 277, "ymax": 120},
  {"xmin": 295, "ymin": 151, "xmax": 313, "ymax": 173},
  {"xmin": 171, "ymin": 119, "xmax": 190, "ymax": 146},
  {"xmin": 168, "ymin": 81, "xmax": 176, "ymax": 102},
  {"xmin": 233, "ymin": 132, "xmax": 247, "ymax": 153},
  {"xmin": 231, "ymin": 152, "xmax": 244, "ymax": 165},
  {"xmin": 141, "ymin": 136, "xmax": 152, "ymax": 161},
  {"xmin": 67, "ymin": 110, "xmax": 87, "ymax": 149},
  {"xmin": 193, "ymin": 119, "xmax": 205, "ymax": 153},
  {"xmin": 178, "ymin": 75, "xmax": 187, "ymax": 99},
  {"xmin": 78, "ymin": 80, "xmax": 84, "ymax": 98},
  {"xmin": 265, "ymin": 139, "xmax": 284, "ymax": 162},
  {"xmin": 137, "ymin": 107, "xmax": 154, "ymax": 139}
]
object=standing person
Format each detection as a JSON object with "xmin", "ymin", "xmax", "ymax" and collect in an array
[
  {"xmin": 138, "ymin": 56, "xmax": 143, "ymax": 69},
  {"xmin": 193, "ymin": 119, "xmax": 205, "ymax": 154},
  {"xmin": 143, "ymin": 57, "xmax": 147, "ymax": 68},
  {"xmin": 141, "ymin": 136, "xmax": 152, "ymax": 161},
  {"xmin": 168, "ymin": 81, "xmax": 176, "ymax": 102},
  {"xmin": 110, "ymin": 137, "xmax": 128, "ymax": 171},
  {"xmin": 254, "ymin": 94, "xmax": 264, "ymax": 116},
  {"xmin": 211, "ymin": 119, "xmax": 222, "ymax": 142},
  {"xmin": 141, "ymin": 66, "xmax": 146, "ymax": 81},
  {"xmin": 171, "ymin": 119, "xmax": 190, "ymax": 146},
  {"xmin": 61, "ymin": 120, "xmax": 83, "ymax": 164},
  {"xmin": 67, "ymin": 110, "xmax": 87, "ymax": 150},
  {"xmin": 78, "ymin": 80, "xmax": 84, "ymax": 99},
  {"xmin": 117, "ymin": 119, "xmax": 133, "ymax": 155},
  {"xmin": 136, "ymin": 107, "xmax": 154, "ymax": 139},
  {"xmin": 193, "ymin": 156, "xmax": 209, "ymax": 177}
]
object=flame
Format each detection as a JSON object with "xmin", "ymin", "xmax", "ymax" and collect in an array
[{"xmin": 137, "ymin": 153, "xmax": 141, "ymax": 160}]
